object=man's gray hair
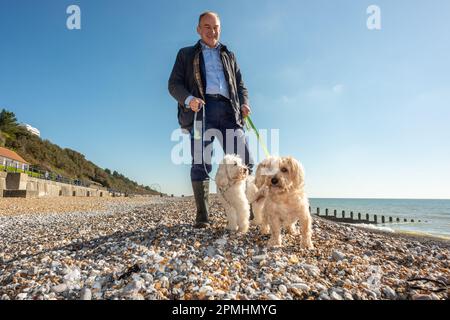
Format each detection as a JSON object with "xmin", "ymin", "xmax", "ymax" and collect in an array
[{"xmin": 198, "ymin": 11, "xmax": 220, "ymax": 25}]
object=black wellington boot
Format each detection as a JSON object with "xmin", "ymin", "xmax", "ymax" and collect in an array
[{"xmin": 191, "ymin": 180, "xmax": 210, "ymax": 228}]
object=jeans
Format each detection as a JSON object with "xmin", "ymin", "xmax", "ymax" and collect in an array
[{"xmin": 190, "ymin": 96, "xmax": 254, "ymax": 181}]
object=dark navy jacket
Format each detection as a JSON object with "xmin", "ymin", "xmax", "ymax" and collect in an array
[{"xmin": 168, "ymin": 40, "xmax": 249, "ymax": 132}]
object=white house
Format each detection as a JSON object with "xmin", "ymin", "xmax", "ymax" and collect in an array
[
  {"xmin": 20, "ymin": 123, "xmax": 40, "ymax": 137},
  {"xmin": 0, "ymin": 146, "xmax": 30, "ymax": 171}
]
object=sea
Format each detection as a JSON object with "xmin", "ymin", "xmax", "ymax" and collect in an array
[{"xmin": 309, "ymin": 198, "xmax": 450, "ymax": 240}]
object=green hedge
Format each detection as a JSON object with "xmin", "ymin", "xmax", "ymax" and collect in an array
[{"xmin": 0, "ymin": 165, "xmax": 42, "ymax": 178}]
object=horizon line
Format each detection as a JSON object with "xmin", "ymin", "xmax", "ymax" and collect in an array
[
  {"xmin": 177, "ymin": 193, "xmax": 450, "ymax": 201},
  {"xmin": 310, "ymin": 197, "xmax": 450, "ymax": 201}
]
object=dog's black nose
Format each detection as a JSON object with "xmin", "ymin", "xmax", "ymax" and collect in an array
[{"xmin": 271, "ymin": 177, "xmax": 278, "ymax": 185}]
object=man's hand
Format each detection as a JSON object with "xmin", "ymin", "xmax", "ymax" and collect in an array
[
  {"xmin": 188, "ymin": 97, "xmax": 205, "ymax": 113},
  {"xmin": 241, "ymin": 104, "xmax": 251, "ymax": 118}
]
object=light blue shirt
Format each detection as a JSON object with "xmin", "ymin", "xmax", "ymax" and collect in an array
[{"xmin": 185, "ymin": 41, "xmax": 230, "ymax": 107}]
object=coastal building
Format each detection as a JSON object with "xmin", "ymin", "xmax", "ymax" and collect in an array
[
  {"xmin": 19, "ymin": 123, "xmax": 40, "ymax": 137},
  {"xmin": 0, "ymin": 146, "xmax": 30, "ymax": 171}
]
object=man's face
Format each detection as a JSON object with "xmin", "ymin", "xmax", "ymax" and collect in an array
[{"xmin": 197, "ymin": 14, "xmax": 221, "ymax": 48}]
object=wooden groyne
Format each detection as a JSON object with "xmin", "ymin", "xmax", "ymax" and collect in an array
[{"xmin": 310, "ymin": 207, "xmax": 423, "ymax": 225}]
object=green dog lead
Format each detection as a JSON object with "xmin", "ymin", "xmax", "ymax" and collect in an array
[{"xmin": 244, "ymin": 116, "xmax": 271, "ymax": 158}]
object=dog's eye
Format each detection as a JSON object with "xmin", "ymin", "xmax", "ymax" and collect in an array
[
  {"xmin": 234, "ymin": 162, "xmax": 237, "ymax": 166},
  {"xmin": 281, "ymin": 167, "xmax": 288, "ymax": 173}
]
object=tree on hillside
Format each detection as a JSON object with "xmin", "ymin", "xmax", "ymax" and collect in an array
[
  {"xmin": 0, "ymin": 109, "xmax": 28, "ymax": 142},
  {"xmin": 0, "ymin": 109, "xmax": 17, "ymax": 126},
  {"xmin": 0, "ymin": 131, "xmax": 5, "ymax": 147},
  {"xmin": 0, "ymin": 109, "xmax": 19, "ymax": 135}
]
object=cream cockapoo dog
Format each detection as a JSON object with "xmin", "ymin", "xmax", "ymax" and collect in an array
[
  {"xmin": 215, "ymin": 154, "xmax": 250, "ymax": 233},
  {"xmin": 254, "ymin": 156, "xmax": 314, "ymax": 248}
]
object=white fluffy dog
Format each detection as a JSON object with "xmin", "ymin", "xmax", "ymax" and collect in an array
[
  {"xmin": 215, "ymin": 154, "xmax": 250, "ymax": 233},
  {"xmin": 253, "ymin": 156, "xmax": 313, "ymax": 249}
]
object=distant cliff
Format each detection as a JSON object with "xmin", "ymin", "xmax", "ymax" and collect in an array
[{"xmin": 0, "ymin": 109, "xmax": 160, "ymax": 195}]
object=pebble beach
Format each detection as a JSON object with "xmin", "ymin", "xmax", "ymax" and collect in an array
[{"xmin": 0, "ymin": 195, "xmax": 448, "ymax": 300}]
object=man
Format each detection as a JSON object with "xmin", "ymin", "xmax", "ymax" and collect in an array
[{"xmin": 169, "ymin": 11, "xmax": 254, "ymax": 228}]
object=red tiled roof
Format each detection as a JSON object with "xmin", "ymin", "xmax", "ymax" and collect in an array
[{"xmin": 0, "ymin": 147, "xmax": 29, "ymax": 164}]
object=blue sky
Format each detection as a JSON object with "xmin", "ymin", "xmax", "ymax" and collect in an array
[{"xmin": 1, "ymin": 0, "xmax": 449, "ymax": 198}]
